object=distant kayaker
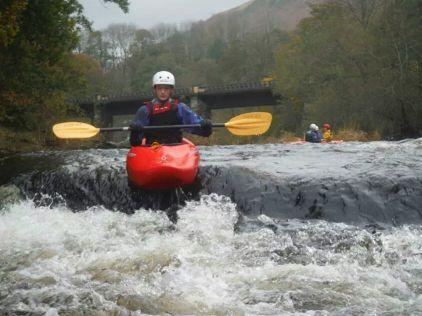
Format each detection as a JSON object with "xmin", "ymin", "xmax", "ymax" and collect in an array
[
  {"xmin": 129, "ymin": 71, "xmax": 212, "ymax": 146},
  {"xmin": 305, "ymin": 123, "xmax": 322, "ymax": 143},
  {"xmin": 322, "ymin": 123, "xmax": 332, "ymax": 142}
]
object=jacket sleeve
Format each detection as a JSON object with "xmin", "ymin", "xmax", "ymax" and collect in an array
[
  {"xmin": 305, "ymin": 131, "xmax": 312, "ymax": 142},
  {"xmin": 177, "ymin": 103, "xmax": 211, "ymax": 137},
  {"xmin": 129, "ymin": 105, "xmax": 150, "ymax": 146},
  {"xmin": 316, "ymin": 131, "xmax": 323, "ymax": 142}
]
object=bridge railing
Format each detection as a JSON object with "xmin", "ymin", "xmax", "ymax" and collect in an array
[
  {"xmin": 200, "ymin": 81, "xmax": 273, "ymax": 94},
  {"xmin": 71, "ymin": 81, "xmax": 274, "ymax": 105}
]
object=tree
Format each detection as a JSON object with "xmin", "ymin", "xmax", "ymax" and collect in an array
[
  {"xmin": 77, "ymin": 30, "xmax": 112, "ymax": 71},
  {"xmin": 274, "ymin": 0, "xmax": 422, "ymax": 138},
  {"xmin": 68, "ymin": 53, "xmax": 106, "ymax": 100},
  {"xmin": 0, "ymin": 0, "xmax": 27, "ymax": 46},
  {"xmin": 0, "ymin": 0, "xmax": 128, "ymax": 141}
]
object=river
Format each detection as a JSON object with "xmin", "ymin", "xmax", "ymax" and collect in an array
[{"xmin": 1, "ymin": 139, "xmax": 422, "ymax": 315}]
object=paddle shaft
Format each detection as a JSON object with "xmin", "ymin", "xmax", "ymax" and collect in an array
[
  {"xmin": 99, "ymin": 123, "xmax": 225, "ymax": 132},
  {"xmin": 52, "ymin": 112, "xmax": 271, "ymax": 139}
]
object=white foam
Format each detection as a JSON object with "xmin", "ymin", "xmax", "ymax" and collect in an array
[{"xmin": 1, "ymin": 196, "xmax": 422, "ymax": 314}]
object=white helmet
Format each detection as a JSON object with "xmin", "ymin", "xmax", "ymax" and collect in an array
[
  {"xmin": 152, "ymin": 71, "xmax": 175, "ymax": 87},
  {"xmin": 310, "ymin": 123, "xmax": 319, "ymax": 131}
]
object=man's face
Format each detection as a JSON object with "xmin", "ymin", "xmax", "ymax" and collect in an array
[{"xmin": 154, "ymin": 85, "xmax": 173, "ymax": 102}]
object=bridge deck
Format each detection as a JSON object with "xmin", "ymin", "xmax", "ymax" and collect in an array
[{"xmin": 74, "ymin": 81, "xmax": 280, "ymax": 125}]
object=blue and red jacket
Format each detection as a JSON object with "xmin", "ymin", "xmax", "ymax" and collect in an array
[
  {"xmin": 305, "ymin": 130, "xmax": 323, "ymax": 143},
  {"xmin": 130, "ymin": 98, "xmax": 210, "ymax": 145}
]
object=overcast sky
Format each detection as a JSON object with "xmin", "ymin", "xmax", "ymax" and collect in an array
[{"xmin": 79, "ymin": 0, "xmax": 251, "ymax": 30}]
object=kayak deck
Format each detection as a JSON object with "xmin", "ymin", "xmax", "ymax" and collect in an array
[{"xmin": 126, "ymin": 139, "xmax": 200, "ymax": 190}]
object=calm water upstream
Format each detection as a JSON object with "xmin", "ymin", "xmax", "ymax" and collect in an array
[{"xmin": 1, "ymin": 139, "xmax": 422, "ymax": 315}]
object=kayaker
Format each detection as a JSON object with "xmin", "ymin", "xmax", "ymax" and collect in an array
[
  {"xmin": 129, "ymin": 71, "xmax": 213, "ymax": 146},
  {"xmin": 322, "ymin": 123, "xmax": 332, "ymax": 142},
  {"xmin": 305, "ymin": 123, "xmax": 322, "ymax": 143}
]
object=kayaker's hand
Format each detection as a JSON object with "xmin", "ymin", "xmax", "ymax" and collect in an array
[
  {"xmin": 200, "ymin": 119, "xmax": 212, "ymax": 131},
  {"xmin": 129, "ymin": 122, "xmax": 143, "ymax": 132},
  {"xmin": 200, "ymin": 119, "xmax": 212, "ymax": 136}
]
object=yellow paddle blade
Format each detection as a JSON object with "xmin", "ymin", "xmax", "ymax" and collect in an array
[
  {"xmin": 52, "ymin": 122, "xmax": 100, "ymax": 139},
  {"xmin": 225, "ymin": 112, "xmax": 272, "ymax": 136}
]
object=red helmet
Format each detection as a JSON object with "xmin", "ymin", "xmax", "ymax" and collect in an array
[{"xmin": 323, "ymin": 123, "xmax": 331, "ymax": 129}]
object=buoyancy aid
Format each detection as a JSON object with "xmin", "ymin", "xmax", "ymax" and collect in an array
[
  {"xmin": 323, "ymin": 130, "xmax": 332, "ymax": 142},
  {"xmin": 144, "ymin": 98, "xmax": 182, "ymax": 144}
]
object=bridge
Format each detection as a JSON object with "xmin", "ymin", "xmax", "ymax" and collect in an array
[{"xmin": 76, "ymin": 81, "xmax": 280, "ymax": 126}]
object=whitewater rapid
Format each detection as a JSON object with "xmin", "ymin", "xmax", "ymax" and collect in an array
[
  {"xmin": 1, "ymin": 139, "xmax": 422, "ymax": 314},
  {"xmin": 2, "ymin": 195, "xmax": 422, "ymax": 314}
]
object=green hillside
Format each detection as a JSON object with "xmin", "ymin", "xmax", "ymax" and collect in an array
[{"xmin": 202, "ymin": 0, "xmax": 320, "ymax": 39}]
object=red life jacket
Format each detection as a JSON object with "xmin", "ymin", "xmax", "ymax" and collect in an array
[
  {"xmin": 148, "ymin": 98, "xmax": 179, "ymax": 116},
  {"xmin": 144, "ymin": 98, "xmax": 182, "ymax": 144}
]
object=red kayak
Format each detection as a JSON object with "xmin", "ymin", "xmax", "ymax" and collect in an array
[{"xmin": 126, "ymin": 138, "xmax": 200, "ymax": 190}]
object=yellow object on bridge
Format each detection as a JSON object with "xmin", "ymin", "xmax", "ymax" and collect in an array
[{"xmin": 261, "ymin": 75, "xmax": 275, "ymax": 85}]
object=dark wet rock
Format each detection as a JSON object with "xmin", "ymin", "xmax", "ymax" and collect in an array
[
  {"xmin": 3, "ymin": 140, "xmax": 422, "ymax": 226},
  {"xmin": 197, "ymin": 165, "xmax": 422, "ymax": 226},
  {"xmin": 17, "ymin": 161, "xmax": 201, "ymax": 215},
  {"xmin": 0, "ymin": 185, "xmax": 23, "ymax": 209},
  {"xmin": 0, "ymin": 152, "xmax": 63, "ymax": 186},
  {"xmin": 11, "ymin": 161, "xmax": 422, "ymax": 225}
]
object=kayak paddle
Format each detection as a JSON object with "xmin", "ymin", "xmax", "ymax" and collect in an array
[{"xmin": 52, "ymin": 112, "xmax": 272, "ymax": 139}]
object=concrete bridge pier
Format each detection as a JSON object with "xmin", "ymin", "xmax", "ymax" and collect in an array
[
  {"xmin": 190, "ymin": 88, "xmax": 211, "ymax": 119},
  {"xmin": 93, "ymin": 95, "xmax": 113, "ymax": 128},
  {"xmin": 99, "ymin": 108, "xmax": 113, "ymax": 128}
]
